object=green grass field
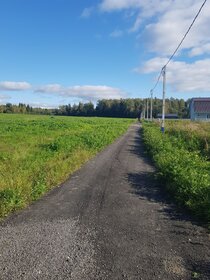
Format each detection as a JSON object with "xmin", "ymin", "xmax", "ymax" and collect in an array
[
  {"xmin": 143, "ymin": 120, "xmax": 210, "ymax": 224},
  {"xmin": 0, "ymin": 114, "xmax": 133, "ymax": 218}
]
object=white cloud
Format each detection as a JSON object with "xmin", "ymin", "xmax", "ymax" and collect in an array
[
  {"xmin": 35, "ymin": 85, "xmax": 125, "ymax": 101},
  {"xmin": 0, "ymin": 81, "xmax": 31, "ymax": 91},
  {"xmin": 134, "ymin": 57, "xmax": 167, "ymax": 74},
  {"xmin": 99, "ymin": 0, "xmax": 174, "ymax": 31},
  {"xmin": 99, "ymin": 0, "xmax": 141, "ymax": 11},
  {"xmin": 99, "ymin": 0, "xmax": 210, "ymax": 57},
  {"xmin": 189, "ymin": 43, "xmax": 210, "ymax": 57},
  {"xmin": 136, "ymin": 57, "xmax": 210, "ymax": 92},
  {"xmin": 28, "ymin": 102, "xmax": 58, "ymax": 109},
  {"xmin": 0, "ymin": 81, "xmax": 126, "ymax": 102},
  {"xmin": 143, "ymin": 1, "xmax": 210, "ymax": 56},
  {"xmin": 0, "ymin": 94, "xmax": 10, "ymax": 103},
  {"xmin": 110, "ymin": 29, "xmax": 124, "ymax": 38},
  {"xmin": 0, "ymin": 81, "xmax": 125, "ymax": 101},
  {"xmin": 35, "ymin": 84, "xmax": 63, "ymax": 93},
  {"xmin": 98, "ymin": 0, "xmax": 210, "ymax": 94},
  {"xmin": 81, "ymin": 7, "xmax": 94, "ymax": 18}
]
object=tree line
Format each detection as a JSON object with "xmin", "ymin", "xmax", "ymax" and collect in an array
[{"xmin": 0, "ymin": 98, "xmax": 190, "ymax": 118}]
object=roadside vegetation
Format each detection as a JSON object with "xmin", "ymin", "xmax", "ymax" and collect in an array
[
  {"xmin": 142, "ymin": 120, "xmax": 210, "ymax": 224},
  {"xmin": 0, "ymin": 114, "xmax": 133, "ymax": 218}
]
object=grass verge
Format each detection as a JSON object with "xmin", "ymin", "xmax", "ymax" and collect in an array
[{"xmin": 142, "ymin": 121, "xmax": 210, "ymax": 225}]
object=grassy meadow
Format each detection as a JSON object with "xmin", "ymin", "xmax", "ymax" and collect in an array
[
  {"xmin": 143, "ymin": 120, "xmax": 210, "ymax": 224},
  {"xmin": 0, "ymin": 114, "xmax": 133, "ymax": 218}
]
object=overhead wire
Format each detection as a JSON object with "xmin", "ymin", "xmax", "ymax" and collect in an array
[
  {"xmin": 150, "ymin": 0, "xmax": 208, "ymax": 92},
  {"xmin": 165, "ymin": 0, "xmax": 207, "ymax": 67},
  {"xmin": 151, "ymin": 69, "xmax": 163, "ymax": 91}
]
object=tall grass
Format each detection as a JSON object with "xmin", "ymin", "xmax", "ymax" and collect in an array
[
  {"xmin": 0, "ymin": 114, "xmax": 133, "ymax": 218},
  {"xmin": 165, "ymin": 120, "xmax": 210, "ymax": 159},
  {"xmin": 142, "ymin": 121, "xmax": 210, "ymax": 224}
]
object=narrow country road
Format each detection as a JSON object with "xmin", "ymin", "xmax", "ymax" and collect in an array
[{"xmin": 0, "ymin": 124, "xmax": 210, "ymax": 280}]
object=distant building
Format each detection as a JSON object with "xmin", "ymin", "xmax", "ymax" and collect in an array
[
  {"xmin": 157, "ymin": 113, "xmax": 178, "ymax": 119},
  {"xmin": 190, "ymin": 98, "xmax": 210, "ymax": 121}
]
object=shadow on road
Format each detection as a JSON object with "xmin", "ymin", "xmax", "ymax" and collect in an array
[
  {"xmin": 127, "ymin": 126, "xmax": 206, "ymax": 227},
  {"xmin": 128, "ymin": 172, "xmax": 165, "ymax": 204},
  {"xmin": 126, "ymin": 126, "xmax": 210, "ymax": 279},
  {"xmin": 127, "ymin": 128, "xmax": 153, "ymax": 166},
  {"xmin": 127, "ymin": 128, "xmax": 199, "ymax": 225}
]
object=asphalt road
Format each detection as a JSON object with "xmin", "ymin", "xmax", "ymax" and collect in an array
[{"xmin": 0, "ymin": 124, "xmax": 210, "ymax": 280}]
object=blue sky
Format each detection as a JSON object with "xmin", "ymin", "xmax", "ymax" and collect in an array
[{"xmin": 0, "ymin": 0, "xmax": 209, "ymax": 107}]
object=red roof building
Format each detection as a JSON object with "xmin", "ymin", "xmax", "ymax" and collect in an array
[{"xmin": 190, "ymin": 98, "xmax": 210, "ymax": 121}]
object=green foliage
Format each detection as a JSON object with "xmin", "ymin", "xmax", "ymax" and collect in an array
[
  {"xmin": 192, "ymin": 272, "xmax": 201, "ymax": 279},
  {"xmin": 31, "ymin": 173, "xmax": 47, "ymax": 201},
  {"xmin": 0, "ymin": 97, "xmax": 191, "ymax": 118},
  {"xmin": 142, "ymin": 122, "xmax": 210, "ymax": 224},
  {"xmin": 166, "ymin": 121, "xmax": 210, "ymax": 159},
  {"xmin": 0, "ymin": 114, "xmax": 133, "ymax": 218},
  {"xmin": 0, "ymin": 188, "xmax": 23, "ymax": 216}
]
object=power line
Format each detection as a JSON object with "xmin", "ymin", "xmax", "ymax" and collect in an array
[
  {"xmin": 165, "ymin": 0, "xmax": 207, "ymax": 67},
  {"xmin": 151, "ymin": 0, "xmax": 207, "ymax": 91},
  {"xmin": 151, "ymin": 69, "xmax": 163, "ymax": 91}
]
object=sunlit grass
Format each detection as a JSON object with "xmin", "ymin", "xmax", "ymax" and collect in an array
[
  {"xmin": 143, "ymin": 120, "xmax": 210, "ymax": 224},
  {"xmin": 165, "ymin": 120, "xmax": 210, "ymax": 158},
  {"xmin": 0, "ymin": 114, "xmax": 134, "ymax": 218}
]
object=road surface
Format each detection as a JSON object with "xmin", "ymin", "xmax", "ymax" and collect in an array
[{"xmin": 0, "ymin": 124, "xmax": 210, "ymax": 280}]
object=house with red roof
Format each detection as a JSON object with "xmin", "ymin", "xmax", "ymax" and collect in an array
[{"xmin": 190, "ymin": 98, "xmax": 210, "ymax": 121}]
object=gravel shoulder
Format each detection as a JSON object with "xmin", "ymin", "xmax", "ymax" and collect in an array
[{"xmin": 0, "ymin": 123, "xmax": 210, "ymax": 280}]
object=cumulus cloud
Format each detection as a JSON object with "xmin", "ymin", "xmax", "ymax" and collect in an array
[
  {"xmin": 97, "ymin": 0, "xmax": 210, "ymax": 93},
  {"xmin": 98, "ymin": 0, "xmax": 210, "ymax": 57},
  {"xmin": 0, "ymin": 81, "xmax": 126, "ymax": 102},
  {"xmin": 135, "ymin": 57, "xmax": 210, "ymax": 92},
  {"xmin": 35, "ymin": 85, "xmax": 125, "ymax": 101},
  {"xmin": 99, "ymin": 0, "xmax": 174, "ymax": 31},
  {"xmin": 0, "ymin": 81, "xmax": 31, "ymax": 91},
  {"xmin": 144, "ymin": 1, "xmax": 210, "ymax": 56},
  {"xmin": 134, "ymin": 57, "xmax": 167, "ymax": 74}
]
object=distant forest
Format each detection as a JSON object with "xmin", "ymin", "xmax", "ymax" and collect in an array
[{"xmin": 0, "ymin": 98, "xmax": 190, "ymax": 118}]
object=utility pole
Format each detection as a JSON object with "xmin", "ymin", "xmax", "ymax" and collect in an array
[
  {"xmin": 161, "ymin": 66, "xmax": 166, "ymax": 133},
  {"xmin": 150, "ymin": 90, "xmax": 153, "ymax": 121},
  {"xmin": 146, "ymin": 98, "xmax": 149, "ymax": 120},
  {"xmin": 143, "ymin": 100, "xmax": 145, "ymax": 119}
]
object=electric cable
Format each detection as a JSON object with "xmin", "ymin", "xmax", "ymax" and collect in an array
[{"xmin": 150, "ymin": 0, "xmax": 207, "ymax": 91}]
